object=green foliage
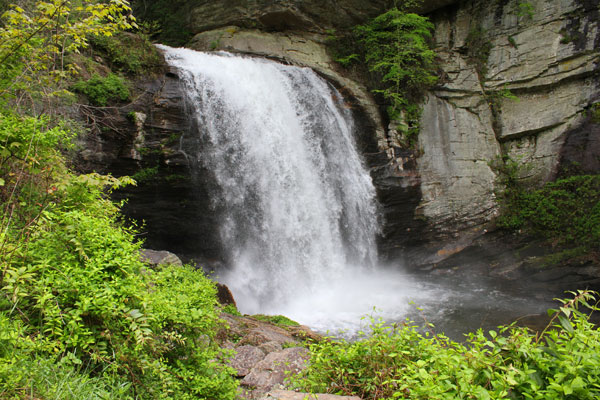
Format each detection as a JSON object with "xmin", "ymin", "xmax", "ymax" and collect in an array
[
  {"xmin": 223, "ymin": 304, "xmax": 242, "ymax": 316},
  {"xmin": 252, "ymin": 314, "xmax": 300, "ymax": 327},
  {"xmin": 590, "ymin": 102, "xmax": 600, "ymax": 124},
  {"xmin": 130, "ymin": 0, "xmax": 193, "ymax": 46},
  {"xmin": 131, "ymin": 165, "xmax": 159, "ymax": 183},
  {"xmin": 0, "ymin": 314, "xmax": 130, "ymax": 399},
  {"xmin": 72, "ymin": 73, "xmax": 130, "ymax": 106},
  {"xmin": 326, "ymin": 6, "xmax": 437, "ymax": 142},
  {"xmin": 354, "ymin": 8, "xmax": 437, "ymax": 135},
  {"xmin": 0, "ymin": 0, "xmax": 136, "ymax": 109},
  {"xmin": 290, "ymin": 291, "xmax": 600, "ymax": 400},
  {"xmin": 91, "ymin": 32, "xmax": 162, "ymax": 75},
  {"xmin": 493, "ymin": 156, "xmax": 600, "ymax": 251},
  {"xmin": 0, "ymin": 113, "xmax": 238, "ymax": 399},
  {"xmin": 517, "ymin": 1, "xmax": 535, "ymax": 19}
]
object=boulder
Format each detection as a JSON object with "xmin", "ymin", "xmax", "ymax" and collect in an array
[
  {"xmin": 241, "ymin": 347, "xmax": 310, "ymax": 393},
  {"xmin": 261, "ymin": 390, "xmax": 362, "ymax": 400},
  {"xmin": 230, "ymin": 345, "xmax": 266, "ymax": 377},
  {"xmin": 216, "ymin": 283, "xmax": 237, "ymax": 306},
  {"xmin": 139, "ymin": 249, "xmax": 183, "ymax": 267}
]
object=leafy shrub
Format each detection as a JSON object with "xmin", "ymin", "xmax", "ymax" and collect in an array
[
  {"xmin": 0, "ymin": 313, "xmax": 130, "ymax": 400},
  {"xmin": 493, "ymin": 156, "xmax": 600, "ymax": 252},
  {"xmin": 91, "ymin": 32, "xmax": 162, "ymax": 75},
  {"xmin": 72, "ymin": 73, "xmax": 130, "ymax": 106},
  {"xmin": 0, "ymin": 0, "xmax": 135, "ymax": 110},
  {"xmin": 328, "ymin": 7, "xmax": 437, "ymax": 142},
  {"xmin": 0, "ymin": 113, "xmax": 238, "ymax": 399},
  {"xmin": 290, "ymin": 291, "xmax": 600, "ymax": 399}
]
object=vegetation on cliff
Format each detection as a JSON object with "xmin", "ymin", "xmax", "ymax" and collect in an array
[
  {"xmin": 493, "ymin": 156, "xmax": 600, "ymax": 261},
  {"xmin": 0, "ymin": 1, "xmax": 237, "ymax": 398},
  {"xmin": 327, "ymin": 3, "xmax": 437, "ymax": 142}
]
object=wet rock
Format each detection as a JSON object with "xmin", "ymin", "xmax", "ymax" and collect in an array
[
  {"xmin": 230, "ymin": 345, "xmax": 266, "ymax": 377},
  {"xmin": 241, "ymin": 347, "xmax": 310, "ymax": 394},
  {"xmin": 238, "ymin": 327, "xmax": 299, "ymax": 348},
  {"xmin": 139, "ymin": 249, "xmax": 183, "ymax": 267},
  {"xmin": 217, "ymin": 283, "xmax": 237, "ymax": 306},
  {"xmin": 217, "ymin": 313, "xmax": 321, "ymax": 399},
  {"xmin": 261, "ymin": 390, "xmax": 362, "ymax": 400},
  {"xmin": 258, "ymin": 341, "xmax": 283, "ymax": 354}
]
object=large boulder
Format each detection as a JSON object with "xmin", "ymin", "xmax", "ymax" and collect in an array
[{"xmin": 241, "ymin": 347, "xmax": 310, "ymax": 397}]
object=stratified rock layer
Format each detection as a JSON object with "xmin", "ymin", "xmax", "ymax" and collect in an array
[
  {"xmin": 400, "ymin": 0, "xmax": 600, "ymax": 263},
  {"xmin": 94, "ymin": 0, "xmax": 599, "ymax": 278}
]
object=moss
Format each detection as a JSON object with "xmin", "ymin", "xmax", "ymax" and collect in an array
[
  {"xmin": 131, "ymin": 165, "xmax": 159, "ymax": 183},
  {"xmin": 91, "ymin": 32, "xmax": 162, "ymax": 76},
  {"xmin": 590, "ymin": 102, "xmax": 600, "ymax": 123},
  {"xmin": 464, "ymin": 26, "xmax": 492, "ymax": 78},
  {"xmin": 252, "ymin": 314, "xmax": 300, "ymax": 327},
  {"xmin": 72, "ymin": 73, "xmax": 130, "ymax": 106}
]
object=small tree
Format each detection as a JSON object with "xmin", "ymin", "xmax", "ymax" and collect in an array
[{"xmin": 0, "ymin": 0, "xmax": 136, "ymax": 111}]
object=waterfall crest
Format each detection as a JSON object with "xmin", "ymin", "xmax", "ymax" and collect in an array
[{"xmin": 159, "ymin": 45, "xmax": 382, "ymax": 319}]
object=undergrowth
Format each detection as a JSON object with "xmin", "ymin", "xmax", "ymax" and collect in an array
[
  {"xmin": 289, "ymin": 290, "xmax": 600, "ymax": 399},
  {"xmin": 0, "ymin": 1, "xmax": 239, "ymax": 398},
  {"xmin": 492, "ymin": 156, "xmax": 600, "ymax": 254},
  {"xmin": 91, "ymin": 31, "xmax": 162, "ymax": 75},
  {"xmin": 72, "ymin": 73, "xmax": 130, "ymax": 106},
  {"xmin": 0, "ymin": 112, "xmax": 238, "ymax": 399}
]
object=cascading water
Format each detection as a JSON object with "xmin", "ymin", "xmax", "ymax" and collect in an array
[{"xmin": 156, "ymin": 46, "xmax": 554, "ymax": 336}]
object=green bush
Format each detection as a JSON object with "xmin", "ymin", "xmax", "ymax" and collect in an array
[
  {"xmin": 72, "ymin": 73, "xmax": 130, "ymax": 106},
  {"xmin": 0, "ymin": 113, "xmax": 238, "ymax": 399},
  {"xmin": 290, "ymin": 291, "xmax": 600, "ymax": 399},
  {"xmin": 0, "ymin": 313, "xmax": 130, "ymax": 400},
  {"xmin": 495, "ymin": 162, "xmax": 600, "ymax": 252},
  {"xmin": 328, "ymin": 6, "xmax": 437, "ymax": 142},
  {"xmin": 91, "ymin": 32, "xmax": 162, "ymax": 75}
]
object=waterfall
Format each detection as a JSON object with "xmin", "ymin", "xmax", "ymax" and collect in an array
[{"xmin": 159, "ymin": 45, "xmax": 431, "ymax": 332}]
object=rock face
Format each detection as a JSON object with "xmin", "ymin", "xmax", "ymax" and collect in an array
[
  {"xmin": 394, "ymin": 0, "xmax": 600, "ymax": 264},
  {"xmin": 135, "ymin": 0, "xmax": 458, "ymax": 44},
  {"xmin": 92, "ymin": 0, "xmax": 598, "ymax": 276},
  {"xmin": 76, "ymin": 65, "xmax": 225, "ymax": 263}
]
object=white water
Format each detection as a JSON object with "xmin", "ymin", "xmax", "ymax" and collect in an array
[
  {"xmin": 158, "ymin": 46, "xmax": 449, "ymax": 334},
  {"xmin": 156, "ymin": 46, "xmax": 559, "ymax": 337}
]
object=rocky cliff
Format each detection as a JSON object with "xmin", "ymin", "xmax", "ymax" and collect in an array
[
  {"xmin": 412, "ymin": 0, "xmax": 600, "ymax": 263},
  {"xmin": 96, "ymin": 0, "xmax": 599, "ymax": 276}
]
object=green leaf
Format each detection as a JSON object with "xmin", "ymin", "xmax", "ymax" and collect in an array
[{"xmin": 558, "ymin": 315, "xmax": 574, "ymax": 333}]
